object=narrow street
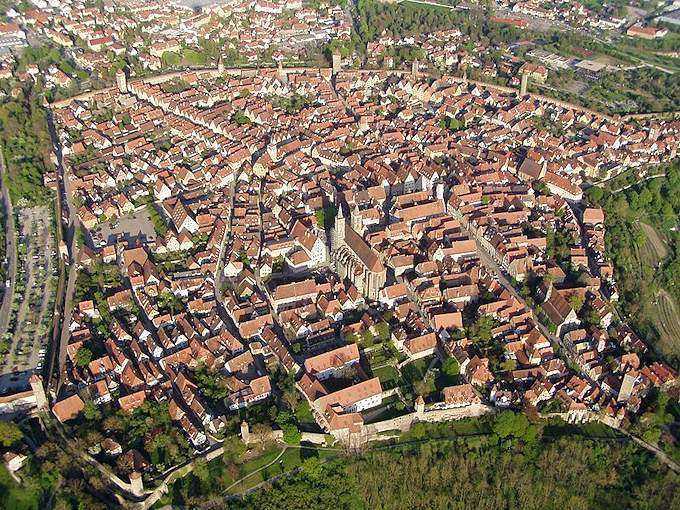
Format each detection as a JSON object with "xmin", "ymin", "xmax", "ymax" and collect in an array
[{"xmin": 44, "ymin": 109, "xmax": 81, "ymax": 395}]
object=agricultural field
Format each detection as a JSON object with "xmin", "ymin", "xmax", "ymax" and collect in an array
[{"xmin": 634, "ymin": 223, "xmax": 680, "ymax": 361}]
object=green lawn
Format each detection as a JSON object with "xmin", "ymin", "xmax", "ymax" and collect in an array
[
  {"xmin": 435, "ymin": 371, "xmax": 462, "ymax": 390},
  {"xmin": 400, "ymin": 356, "xmax": 433, "ymax": 387},
  {"xmin": 295, "ymin": 401, "xmax": 316, "ymax": 426},
  {"xmin": 227, "ymin": 446, "xmax": 339, "ymax": 494},
  {"xmin": 543, "ymin": 419, "xmax": 625, "ymax": 440},
  {"xmin": 373, "ymin": 365, "xmax": 401, "ymax": 389}
]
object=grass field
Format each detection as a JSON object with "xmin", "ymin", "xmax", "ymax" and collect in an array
[
  {"xmin": 226, "ymin": 447, "xmax": 339, "ymax": 494},
  {"xmin": 373, "ymin": 365, "xmax": 400, "ymax": 389}
]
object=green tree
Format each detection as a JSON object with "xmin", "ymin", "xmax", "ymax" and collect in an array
[
  {"xmin": 75, "ymin": 347, "xmax": 93, "ymax": 367},
  {"xmin": 492, "ymin": 411, "xmax": 540, "ymax": 444},
  {"xmin": 0, "ymin": 421, "xmax": 22, "ymax": 447},
  {"xmin": 441, "ymin": 357, "xmax": 460, "ymax": 377}
]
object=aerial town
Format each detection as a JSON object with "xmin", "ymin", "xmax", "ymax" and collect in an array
[{"xmin": 0, "ymin": 0, "xmax": 678, "ymax": 508}]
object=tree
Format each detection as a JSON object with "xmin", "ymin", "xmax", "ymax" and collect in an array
[
  {"xmin": 75, "ymin": 347, "xmax": 93, "ymax": 367},
  {"xmin": 0, "ymin": 421, "xmax": 22, "ymax": 447},
  {"xmin": 251, "ymin": 423, "xmax": 273, "ymax": 451},
  {"xmin": 375, "ymin": 322, "xmax": 390, "ymax": 342},
  {"xmin": 467, "ymin": 314, "xmax": 497, "ymax": 346},
  {"xmin": 441, "ymin": 357, "xmax": 460, "ymax": 377},
  {"xmin": 492, "ymin": 411, "xmax": 540, "ymax": 444},
  {"xmin": 82, "ymin": 401, "xmax": 101, "ymax": 422},
  {"xmin": 193, "ymin": 363, "xmax": 229, "ymax": 404},
  {"xmin": 222, "ymin": 436, "xmax": 246, "ymax": 465}
]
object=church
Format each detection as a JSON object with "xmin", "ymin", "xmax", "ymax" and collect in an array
[{"xmin": 332, "ymin": 206, "xmax": 386, "ymax": 301}]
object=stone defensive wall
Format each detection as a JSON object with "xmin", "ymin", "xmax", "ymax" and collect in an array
[{"xmin": 48, "ymin": 64, "xmax": 632, "ymax": 125}]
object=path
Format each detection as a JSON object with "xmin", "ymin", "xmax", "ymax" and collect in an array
[
  {"xmin": 399, "ymin": 0, "xmax": 464, "ymax": 10},
  {"xmin": 224, "ymin": 447, "xmax": 287, "ymax": 494},
  {"xmin": 616, "ymin": 425, "xmax": 680, "ymax": 475}
]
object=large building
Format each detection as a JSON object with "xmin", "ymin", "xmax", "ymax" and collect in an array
[{"xmin": 332, "ymin": 207, "xmax": 386, "ymax": 300}]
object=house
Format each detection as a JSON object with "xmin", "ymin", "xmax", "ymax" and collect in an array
[
  {"xmin": 626, "ymin": 24, "xmax": 668, "ymax": 40},
  {"xmin": 227, "ymin": 375, "xmax": 272, "ymax": 410},
  {"xmin": 52, "ymin": 394, "xmax": 85, "ymax": 422},
  {"xmin": 303, "ymin": 343, "xmax": 360, "ymax": 380},
  {"xmin": 542, "ymin": 289, "xmax": 580, "ymax": 337},
  {"xmin": 440, "ymin": 383, "xmax": 482, "ymax": 408},
  {"xmin": 399, "ymin": 332, "xmax": 438, "ymax": 360},
  {"xmin": 314, "ymin": 377, "xmax": 382, "ymax": 414},
  {"xmin": 3, "ymin": 452, "xmax": 27, "ymax": 472}
]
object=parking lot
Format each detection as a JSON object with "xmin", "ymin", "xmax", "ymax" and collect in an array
[
  {"xmin": 90, "ymin": 208, "xmax": 157, "ymax": 248},
  {"xmin": 0, "ymin": 206, "xmax": 58, "ymax": 386}
]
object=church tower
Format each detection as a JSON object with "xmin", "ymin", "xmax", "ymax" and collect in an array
[{"xmin": 333, "ymin": 204, "xmax": 346, "ymax": 252}]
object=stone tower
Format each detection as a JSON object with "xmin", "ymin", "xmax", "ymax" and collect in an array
[
  {"xmin": 520, "ymin": 72, "xmax": 529, "ymax": 96},
  {"xmin": 129, "ymin": 471, "xmax": 144, "ymax": 497},
  {"xmin": 333, "ymin": 204, "xmax": 346, "ymax": 251},
  {"xmin": 29, "ymin": 374, "xmax": 47, "ymax": 411},
  {"xmin": 240, "ymin": 420, "xmax": 250, "ymax": 444},
  {"xmin": 116, "ymin": 68, "xmax": 127, "ymax": 94},
  {"xmin": 218, "ymin": 55, "xmax": 225, "ymax": 74},
  {"xmin": 415, "ymin": 395, "xmax": 425, "ymax": 417},
  {"xmin": 411, "ymin": 59, "xmax": 419, "ymax": 78},
  {"xmin": 332, "ymin": 51, "xmax": 342, "ymax": 75},
  {"xmin": 277, "ymin": 59, "xmax": 285, "ymax": 81}
]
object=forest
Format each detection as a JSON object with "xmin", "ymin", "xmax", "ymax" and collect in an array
[
  {"xmin": 353, "ymin": 0, "xmax": 523, "ymax": 47},
  {"xmin": 150, "ymin": 412, "xmax": 680, "ymax": 510},
  {"xmin": 215, "ymin": 416, "xmax": 679, "ymax": 510},
  {"xmin": 0, "ymin": 91, "xmax": 53, "ymax": 206}
]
